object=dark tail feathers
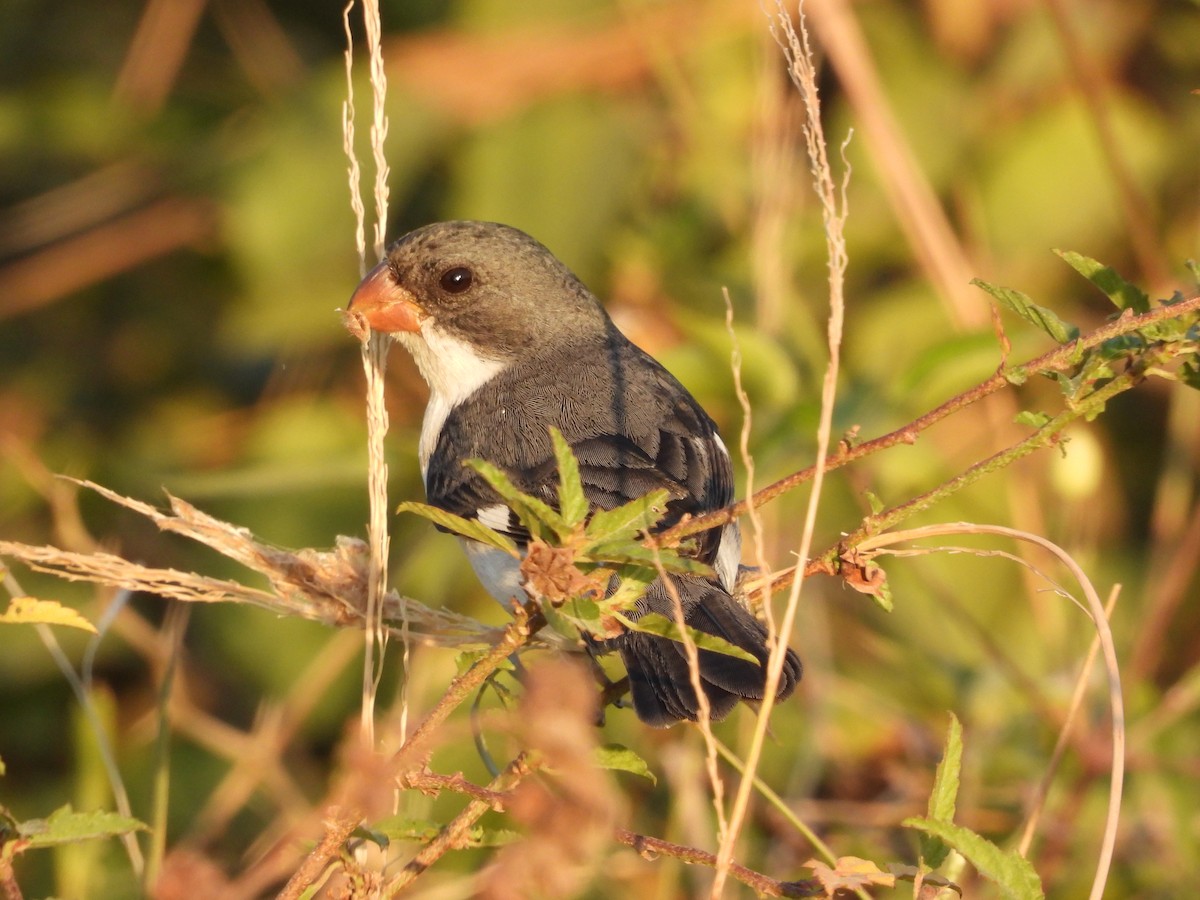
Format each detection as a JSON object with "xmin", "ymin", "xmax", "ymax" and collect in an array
[{"xmin": 617, "ymin": 575, "xmax": 802, "ymax": 727}]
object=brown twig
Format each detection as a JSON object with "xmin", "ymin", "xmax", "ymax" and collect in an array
[
  {"xmin": 275, "ymin": 808, "xmax": 360, "ymax": 900},
  {"xmin": 664, "ymin": 292, "xmax": 1200, "ymax": 546},
  {"xmin": 280, "ymin": 603, "xmax": 544, "ymax": 894},
  {"xmin": 389, "ymin": 602, "xmax": 544, "ymax": 770},
  {"xmin": 384, "ymin": 752, "xmax": 535, "ymax": 896},
  {"xmin": 400, "ymin": 770, "xmax": 511, "ymax": 806},
  {"xmin": 614, "ymin": 828, "xmax": 820, "ymax": 898}
]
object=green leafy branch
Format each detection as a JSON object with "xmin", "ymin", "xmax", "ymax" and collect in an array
[
  {"xmin": 664, "ymin": 254, "xmax": 1200, "ymax": 554},
  {"xmin": 397, "ymin": 427, "xmax": 757, "ymax": 665},
  {"xmin": 700, "ymin": 253, "xmax": 1198, "ymax": 603},
  {"xmin": 1, "ymin": 805, "xmax": 148, "ymax": 900},
  {"xmin": 903, "ymin": 714, "xmax": 1044, "ymax": 900}
]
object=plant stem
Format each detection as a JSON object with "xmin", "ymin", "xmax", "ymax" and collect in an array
[
  {"xmin": 384, "ymin": 752, "xmax": 534, "ymax": 896},
  {"xmin": 664, "ymin": 292, "xmax": 1200, "ymax": 545}
]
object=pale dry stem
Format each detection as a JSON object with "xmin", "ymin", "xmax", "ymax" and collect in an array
[
  {"xmin": 0, "ymin": 480, "xmax": 495, "ymax": 647},
  {"xmin": 1018, "ymin": 584, "xmax": 1121, "ymax": 858},
  {"xmin": 712, "ymin": 3, "xmax": 851, "ymax": 894},
  {"xmin": 647, "ymin": 552, "xmax": 728, "ymax": 847},
  {"xmin": 342, "ymin": 0, "xmax": 395, "ymax": 748},
  {"xmin": 855, "ymin": 524, "xmax": 1124, "ymax": 900}
]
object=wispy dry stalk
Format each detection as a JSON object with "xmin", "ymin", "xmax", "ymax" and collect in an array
[
  {"xmin": 648, "ymin": 551, "xmax": 728, "ymax": 849},
  {"xmin": 0, "ymin": 480, "xmax": 496, "ymax": 647},
  {"xmin": 711, "ymin": 2, "xmax": 852, "ymax": 893},
  {"xmin": 341, "ymin": 0, "xmax": 394, "ymax": 746},
  {"xmin": 855, "ymin": 524, "xmax": 1124, "ymax": 900},
  {"xmin": 1018, "ymin": 585, "xmax": 1120, "ymax": 857}
]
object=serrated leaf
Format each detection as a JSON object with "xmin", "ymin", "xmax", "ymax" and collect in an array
[
  {"xmin": 595, "ymin": 743, "xmax": 657, "ymax": 784},
  {"xmin": 370, "ymin": 815, "xmax": 519, "ymax": 848},
  {"xmin": 584, "ymin": 489, "xmax": 671, "ymax": 544},
  {"xmin": 19, "ymin": 805, "xmax": 148, "ymax": 847},
  {"xmin": 586, "ymin": 541, "xmax": 711, "ymax": 576},
  {"xmin": 1054, "ymin": 249, "xmax": 1150, "ymax": 313},
  {"xmin": 902, "ymin": 818, "xmax": 1043, "ymax": 900},
  {"xmin": 621, "ymin": 612, "xmax": 758, "ymax": 663},
  {"xmin": 604, "ymin": 569, "xmax": 657, "ymax": 610},
  {"xmin": 870, "ymin": 577, "xmax": 894, "ymax": 612},
  {"xmin": 1182, "ymin": 360, "xmax": 1200, "ymax": 391},
  {"xmin": 973, "ymin": 278, "xmax": 1080, "ymax": 344},
  {"xmin": 805, "ymin": 856, "xmax": 895, "ymax": 893},
  {"xmin": 467, "ymin": 459, "xmax": 564, "ymax": 540},
  {"xmin": 395, "ymin": 501, "xmax": 519, "ymax": 555},
  {"xmin": 549, "ymin": 427, "xmax": 589, "ymax": 528},
  {"xmin": 921, "ymin": 713, "xmax": 963, "ymax": 868},
  {"xmin": 541, "ymin": 596, "xmax": 600, "ymax": 643},
  {"xmin": 1004, "ymin": 367, "xmax": 1030, "ymax": 386},
  {"xmin": 455, "ymin": 648, "xmax": 515, "ymax": 676},
  {"xmin": 0, "ymin": 597, "xmax": 96, "ymax": 633},
  {"xmin": 1014, "ymin": 410, "xmax": 1052, "ymax": 428}
]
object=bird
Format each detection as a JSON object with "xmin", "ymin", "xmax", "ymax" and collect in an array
[{"xmin": 347, "ymin": 220, "xmax": 801, "ymax": 726}]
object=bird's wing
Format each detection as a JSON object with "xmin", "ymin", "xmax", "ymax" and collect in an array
[{"xmin": 424, "ymin": 338, "xmax": 733, "ymax": 562}]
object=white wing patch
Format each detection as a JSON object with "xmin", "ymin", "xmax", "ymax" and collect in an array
[
  {"xmin": 476, "ymin": 503, "xmax": 512, "ymax": 532},
  {"xmin": 706, "ymin": 430, "xmax": 741, "ymax": 589}
]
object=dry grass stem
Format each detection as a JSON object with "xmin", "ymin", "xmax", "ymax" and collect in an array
[
  {"xmin": 648, "ymin": 551, "xmax": 728, "ymax": 848},
  {"xmin": 340, "ymin": 1, "xmax": 367, "ymax": 274},
  {"xmin": 711, "ymin": 3, "xmax": 851, "ymax": 893},
  {"xmin": 855, "ymin": 523, "xmax": 1124, "ymax": 900},
  {"xmin": 1018, "ymin": 585, "xmax": 1121, "ymax": 857},
  {"xmin": 1, "ymin": 480, "xmax": 496, "ymax": 647},
  {"xmin": 341, "ymin": 0, "xmax": 395, "ymax": 746}
]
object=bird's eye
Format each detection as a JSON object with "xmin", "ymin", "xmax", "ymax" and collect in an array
[{"xmin": 439, "ymin": 266, "xmax": 474, "ymax": 294}]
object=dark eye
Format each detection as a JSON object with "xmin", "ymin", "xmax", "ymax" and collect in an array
[{"xmin": 439, "ymin": 266, "xmax": 473, "ymax": 294}]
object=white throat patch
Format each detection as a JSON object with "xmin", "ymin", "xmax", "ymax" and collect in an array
[{"xmin": 396, "ymin": 325, "xmax": 507, "ymax": 482}]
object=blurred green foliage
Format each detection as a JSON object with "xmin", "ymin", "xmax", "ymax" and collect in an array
[{"xmin": 1, "ymin": 0, "xmax": 1198, "ymax": 897}]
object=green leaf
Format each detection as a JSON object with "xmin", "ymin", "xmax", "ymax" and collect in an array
[
  {"xmin": 585, "ymin": 489, "xmax": 672, "ymax": 544},
  {"xmin": 1004, "ymin": 367, "xmax": 1030, "ymax": 386},
  {"xmin": 595, "ymin": 743, "xmax": 657, "ymax": 784},
  {"xmin": 1181, "ymin": 360, "xmax": 1200, "ymax": 391},
  {"xmin": 621, "ymin": 612, "xmax": 758, "ymax": 664},
  {"xmin": 455, "ymin": 648, "xmax": 515, "ymax": 676},
  {"xmin": 466, "ymin": 459, "xmax": 564, "ymax": 540},
  {"xmin": 1054, "ymin": 249, "xmax": 1149, "ymax": 313},
  {"xmin": 1013, "ymin": 410, "xmax": 1051, "ymax": 428},
  {"xmin": 18, "ymin": 805, "xmax": 148, "ymax": 848},
  {"xmin": 920, "ymin": 713, "xmax": 963, "ymax": 869},
  {"xmin": 902, "ymin": 818, "xmax": 1043, "ymax": 900},
  {"xmin": 586, "ymin": 541, "xmax": 711, "ymax": 576},
  {"xmin": 370, "ymin": 815, "xmax": 519, "ymax": 848},
  {"xmin": 0, "ymin": 596, "xmax": 96, "ymax": 633},
  {"xmin": 541, "ymin": 597, "xmax": 597, "ymax": 644},
  {"xmin": 549, "ymin": 427, "xmax": 589, "ymax": 528},
  {"xmin": 395, "ymin": 501, "xmax": 519, "ymax": 555},
  {"xmin": 871, "ymin": 576, "xmax": 894, "ymax": 613},
  {"xmin": 603, "ymin": 569, "xmax": 657, "ymax": 610},
  {"xmin": 973, "ymin": 278, "xmax": 1080, "ymax": 344}
]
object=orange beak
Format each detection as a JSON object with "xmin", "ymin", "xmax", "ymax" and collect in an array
[{"xmin": 345, "ymin": 261, "xmax": 425, "ymax": 334}]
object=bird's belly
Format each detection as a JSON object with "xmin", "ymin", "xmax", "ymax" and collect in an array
[{"xmin": 460, "ymin": 539, "xmax": 528, "ymax": 607}]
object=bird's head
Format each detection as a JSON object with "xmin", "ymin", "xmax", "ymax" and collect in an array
[{"xmin": 347, "ymin": 221, "xmax": 609, "ymax": 378}]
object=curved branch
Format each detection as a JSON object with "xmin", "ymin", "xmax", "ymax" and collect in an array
[{"xmin": 854, "ymin": 524, "xmax": 1124, "ymax": 900}]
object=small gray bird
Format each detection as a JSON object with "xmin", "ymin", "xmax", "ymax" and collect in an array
[{"xmin": 348, "ymin": 220, "xmax": 801, "ymax": 726}]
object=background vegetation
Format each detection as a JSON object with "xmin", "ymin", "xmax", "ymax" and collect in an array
[{"xmin": 1, "ymin": 0, "xmax": 1197, "ymax": 896}]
